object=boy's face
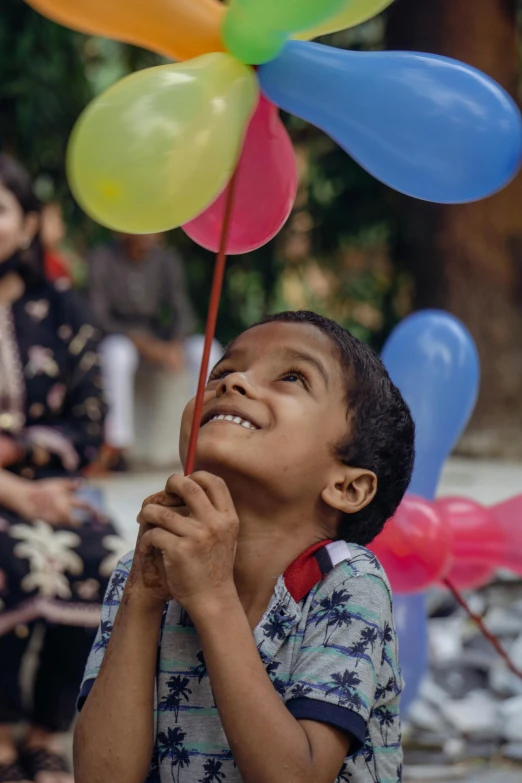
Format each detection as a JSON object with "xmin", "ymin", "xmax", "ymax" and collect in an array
[{"xmin": 179, "ymin": 322, "xmax": 352, "ymax": 508}]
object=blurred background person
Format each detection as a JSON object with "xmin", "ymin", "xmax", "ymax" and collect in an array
[
  {"xmin": 87, "ymin": 232, "xmax": 222, "ymax": 472},
  {"xmin": 0, "ymin": 154, "xmax": 127, "ymax": 783},
  {"xmin": 41, "ymin": 202, "xmax": 71, "ymax": 284}
]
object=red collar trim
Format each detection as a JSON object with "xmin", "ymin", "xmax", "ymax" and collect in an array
[{"xmin": 283, "ymin": 540, "xmax": 334, "ymax": 603}]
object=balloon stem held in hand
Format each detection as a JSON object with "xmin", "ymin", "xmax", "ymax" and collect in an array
[{"xmin": 185, "ymin": 167, "xmax": 240, "ymax": 477}]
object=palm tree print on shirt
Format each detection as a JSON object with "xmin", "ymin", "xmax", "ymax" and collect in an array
[
  {"xmin": 374, "ymin": 706, "xmax": 396, "ymax": 746},
  {"xmin": 374, "ymin": 675, "xmax": 396, "ymax": 703},
  {"xmin": 363, "ymin": 742, "xmax": 379, "ymax": 783},
  {"xmin": 381, "ymin": 621, "xmax": 394, "ymax": 665},
  {"xmin": 146, "ymin": 749, "xmax": 161, "ymax": 783},
  {"xmin": 272, "ymin": 676, "xmax": 293, "ymax": 697},
  {"xmin": 325, "ymin": 607, "xmax": 353, "ymax": 647},
  {"xmin": 158, "ymin": 727, "xmax": 191, "ymax": 783},
  {"xmin": 290, "ymin": 683, "xmax": 313, "ymax": 699},
  {"xmin": 313, "ymin": 589, "xmax": 352, "ymax": 645},
  {"xmin": 350, "ymin": 626, "xmax": 379, "ymax": 666},
  {"xmin": 192, "ymin": 651, "xmax": 207, "ymax": 683},
  {"xmin": 92, "ymin": 619, "xmax": 112, "ymax": 651},
  {"xmin": 325, "ymin": 670, "xmax": 363, "ymax": 710},
  {"xmin": 160, "ymin": 675, "xmax": 192, "ymax": 721},
  {"xmin": 258, "ymin": 648, "xmax": 282, "ymax": 678},
  {"xmin": 106, "ymin": 570, "xmax": 126, "ymax": 602},
  {"xmin": 198, "ymin": 758, "xmax": 226, "ymax": 783},
  {"xmin": 261, "ymin": 611, "xmax": 294, "ymax": 642},
  {"xmin": 336, "ymin": 761, "xmax": 353, "ymax": 782},
  {"xmin": 352, "ymin": 550, "xmax": 380, "ymax": 568}
]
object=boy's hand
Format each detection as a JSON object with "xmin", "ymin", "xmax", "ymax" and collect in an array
[
  {"xmin": 126, "ymin": 489, "xmax": 184, "ymax": 608},
  {"xmin": 137, "ymin": 472, "xmax": 239, "ymax": 613}
]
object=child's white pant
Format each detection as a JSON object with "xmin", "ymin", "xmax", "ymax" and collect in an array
[{"xmin": 100, "ymin": 334, "xmax": 223, "ymax": 449}]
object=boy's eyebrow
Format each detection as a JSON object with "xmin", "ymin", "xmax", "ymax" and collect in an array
[
  {"xmin": 211, "ymin": 346, "xmax": 330, "ymax": 387},
  {"xmin": 277, "ymin": 348, "xmax": 329, "ymax": 387}
]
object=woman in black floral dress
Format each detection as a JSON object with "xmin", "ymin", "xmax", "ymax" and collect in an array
[{"xmin": 0, "ymin": 155, "xmax": 128, "ymax": 783}]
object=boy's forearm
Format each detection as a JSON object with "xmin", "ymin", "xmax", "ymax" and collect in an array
[
  {"xmin": 73, "ymin": 582, "xmax": 164, "ymax": 783},
  {"xmin": 191, "ymin": 594, "xmax": 317, "ymax": 783}
]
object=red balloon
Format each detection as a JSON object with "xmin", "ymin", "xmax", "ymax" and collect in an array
[
  {"xmin": 183, "ymin": 95, "xmax": 297, "ymax": 254},
  {"xmin": 443, "ymin": 561, "xmax": 495, "ymax": 590},
  {"xmin": 492, "ymin": 494, "xmax": 522, "ymax": 575},
  {"xmin": 435, "ymin": 496, "xmax": 505, "ymax": 566},
  {"xmin": 370, "ymin": 495, "xmax": 453, "ymax": 594}
]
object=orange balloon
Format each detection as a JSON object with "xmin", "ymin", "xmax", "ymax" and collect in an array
[{"xmin": 25, "ymin": 0, "xmax": 225, "ymax": 61}]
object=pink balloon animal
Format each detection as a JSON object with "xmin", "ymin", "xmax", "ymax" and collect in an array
[
  {"xmin": 183, "ymin": 95, "xmax": 297, "ymax": 255},
  {"xmin": 370, "ymin": 493, "xmax": 522, "ymax": 594}
]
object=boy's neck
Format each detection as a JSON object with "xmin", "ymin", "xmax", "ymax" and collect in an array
[{"xmin": 231, "ymin": 498, "xmax": 332, "ymax": 630}]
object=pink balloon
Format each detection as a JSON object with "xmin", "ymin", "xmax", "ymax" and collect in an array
[
  {"xmin": 183, "ymin": 95, "xmax": 297, "ymax": 255},
  {"xmin": 435, "ymin": 496, "xmax": 505, "ymax": 566},
  {"xmin": 443, "ymin": 562, "xmax": 495, "ymax": 590},
  {"xmin": 370, "ymin": 495, "xmax": 453, "ymax": 594},
  {"xmin": 492, "ymin": 494, "xmax": 522, "ymax": 575}
]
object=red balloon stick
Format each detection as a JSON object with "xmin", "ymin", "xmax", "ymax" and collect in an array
[
  {"xmin": 444, "ymin": 576, "xmax": 522, "ymax": 681},
  {"xmin": 184, "ymin": 168, "xmax": 239, "ymax": 477}
]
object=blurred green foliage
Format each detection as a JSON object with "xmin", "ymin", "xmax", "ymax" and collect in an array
[{"xmin": 1, "ymin": 0, "xmax": 411, "ymax": 346}]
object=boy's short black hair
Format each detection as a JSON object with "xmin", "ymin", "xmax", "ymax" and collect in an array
[{"xmin": 253, "ymin": 311, "xmax": 415, "ymax": 546}]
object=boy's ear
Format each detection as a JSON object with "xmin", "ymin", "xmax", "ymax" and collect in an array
[{"xmin": 321, "ymin": 467, "xmax": 377, "ymax": 516}]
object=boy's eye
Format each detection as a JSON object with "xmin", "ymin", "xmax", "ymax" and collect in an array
[
  {"xmin": 281, "ymin": 369, "xmax": 309, "ymax": 388},
  {"xmin": 208, "ymin": 367, "xmax": 232, "ymax": 383}
]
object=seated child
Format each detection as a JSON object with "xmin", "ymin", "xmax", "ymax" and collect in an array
[{"xmin": 74, "ymin": 310, "xmax": 415, "ymax": 783}]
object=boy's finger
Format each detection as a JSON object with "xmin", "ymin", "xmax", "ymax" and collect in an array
[
  {"xmin": 141, "ymin": 490, "xmax": 184, "ymax": 509},
  {"xmin": 138, "ymin": 504, "xmax": 195, "ymax": 537},
  {"xmin": 188, "ymin": 472, "xmax": 234, "ymax": 514},
  {"xmin": 164, "ymin": 474, "xmax": 215, "ymax": 518},
  {"xmin": 140, "ymin": 526, "xmax": 178, "ymax": 556}
]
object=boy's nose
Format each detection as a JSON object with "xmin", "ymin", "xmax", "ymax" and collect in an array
[{"xmin": 217, "ymin": 372, "xmax": 253, "ymax": 398}]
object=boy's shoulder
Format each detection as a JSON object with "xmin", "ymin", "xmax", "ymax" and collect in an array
[
  {"xmin": 321, "ymin": 542, "xmax": 391, "ymax": 584},
  {"xmin": 310, "ymin": 542, "xmax": 394, "ymax": 615}
]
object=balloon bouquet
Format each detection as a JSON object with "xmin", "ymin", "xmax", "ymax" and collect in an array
[{"xmin": 25, "ymin": 0, "xmax": 522, "ymax": 708}]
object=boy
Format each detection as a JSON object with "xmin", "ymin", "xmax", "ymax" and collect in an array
[{"xmin": 74, "ymin": 311, "xmax": 415, "ymax": 783}]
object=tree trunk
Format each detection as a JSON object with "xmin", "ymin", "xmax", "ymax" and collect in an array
[{"xmin": 387, "ymin": 0, "xmax": 522, "ymax": 458}]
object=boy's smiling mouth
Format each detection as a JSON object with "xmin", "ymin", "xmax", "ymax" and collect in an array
[
  {"xmin": 207, "ymin": 414, "xmax": 257, "ymax": 431},
  {"xmin": 201, "ymin": 408, "xmax": 261, "ymax": 431}
]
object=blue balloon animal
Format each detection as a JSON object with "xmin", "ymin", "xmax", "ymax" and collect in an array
[
  {"xmin": 259, "ymin": 41, "xmax": 522, "ymax": 203},
  {"xmin": 381, "ymin": 311, "xmax": 480, "ymax": 713}
]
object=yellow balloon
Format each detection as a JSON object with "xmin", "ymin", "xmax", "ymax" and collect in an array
[
  {"xmin": 25, "ymin": 0, "xmax": 225, "ymax": 61},
  {"xmin": 295, "ymin": 0, "xmax": 394, "ymax": 40},
  {"xmin": 67, "ymin": 54, "xmax": 258, "ymax": 233}
]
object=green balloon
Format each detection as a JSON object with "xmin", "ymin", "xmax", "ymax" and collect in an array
[
  {"xmin": 223, "ymin": 0, "xmax": 347, "ymax": 65},
  {"xmin": 223, "ymin": 12, "xmax": 286, "ymax": 65}
]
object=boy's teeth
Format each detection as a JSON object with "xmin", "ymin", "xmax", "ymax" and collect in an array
[{"xmin": 208, "ymin": 414, "xmax": 256, "ymax": 430}]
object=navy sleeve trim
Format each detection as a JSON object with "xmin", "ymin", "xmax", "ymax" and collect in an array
[
  {"xmin": 286, "ymin": 698, "xmax": 366, "ymax": 754},
  {"xmin": 77, "ymin": 678, "xmax": 96, "ymax": 713}
]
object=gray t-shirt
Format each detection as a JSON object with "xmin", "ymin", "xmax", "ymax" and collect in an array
[
  {"xmin": 79, "ymin": 541, "xmax": 403, "ymax": 783},
  {"xmin": 87, "ymin": 243, "xmax": 195, "ymax": 341}
]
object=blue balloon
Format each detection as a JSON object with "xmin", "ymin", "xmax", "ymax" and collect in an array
[
  {"xmin": 258, "ymin": 41, "xmax": 522, "ymax": 203},
  {"xmin": 394, "ymin": 593, "xmax": 429, "ymax": 714},
  {"xmin": 381, "ymin": 311, "xmax": 480, "ymax": 714},
  {"xmin": 382, "ymin": 310, "xmax": 480, "ymax": 500}
]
